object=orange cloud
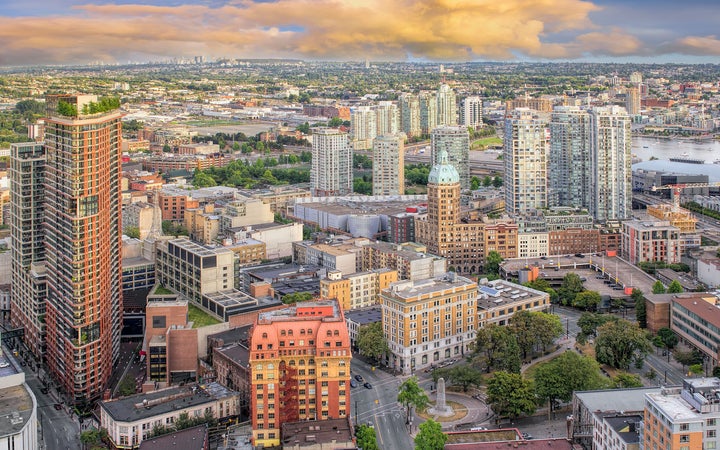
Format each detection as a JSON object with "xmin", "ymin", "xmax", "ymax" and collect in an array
[
  {"xmin": 0, "ymin": 0, "xmax": 627, "ymax": 65},
  {"xmin": 669, "ymin": 35, "xmax": 720, "ymax": 55}
]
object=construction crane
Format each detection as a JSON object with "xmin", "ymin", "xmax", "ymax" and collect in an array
[{"xmin": 651, "ymin": 182, "xmax": 720, "ymax": 211}]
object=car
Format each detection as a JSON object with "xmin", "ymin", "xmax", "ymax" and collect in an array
[
  {"xmin": 53, "ymin": 403, "xmax": 62, "ymax": 410},
  {"xmin": 554, "ymin": 267, "xmax": 559, "ymax": 271},
  {"xmin": 540, "ymin": 256, "xmax": 547, "ymax": 260},
  {"xmin": 596, "ymin": 275, "xmax": 605, "ymax": 279},
  {"xmin": 522, "ymin": 433, "xmax": 533, "ymax": 440},
  {"xmin": 354, "ymin": 374, "xmax": 364, "ymax": 382},
  {"xmin": 350, "ymin": 380, "xmax": 358, "ymax": 388},
  {"xmin": 575, "ymin": 253, "xmax": 584, "ymax": 257},
  {"xmin": 613, "ymin": 286, "xmax": 624, "ymax": 290},
  {"xmin": 0, "ymin": 362, "xmax": 9, "ymax": 369},
  {"xmin": 363, "ymin": 382, "xmax": 373, "ymax": 389},
  {"xmin": 604, "ymin": 280, "xmax": 613, "ymax": 284},
  {"xmin": 40, "ymin": 387, "xmax": 49, "ymax": 394}
]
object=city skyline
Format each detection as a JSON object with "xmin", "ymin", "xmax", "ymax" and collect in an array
[{"xmin": 1, "ymin": 0, "xmax": 720, "ymax": 66}]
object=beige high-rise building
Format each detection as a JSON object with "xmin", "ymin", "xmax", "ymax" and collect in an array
[
  {"xmin": 373, "ymin": 101, "xmax": 399, "ymax": 136},
  {"xmin": 626, "ymin": 85, "xmax": 641, "ymax": 115},
  {"xmin": 350, "ymin": 106, "xmax": 376, "ymax": 151},
  {"xmin": 320, "ymin": 268, "xmax": 398, "ymax": 311},
  {"xmin": 311, "ymin": 127, "xmax": 353, "ymax": 197},
  {"xmin": 399, "ymin": 93, "xmax": 421, "ymax": 138},
  {"xmin": 436, "ymin": 83, "xmax": 457, "ymax": 126},
  {"xmin": 372, "ymin": 134, "xmax": 405, "ymax": 196}
]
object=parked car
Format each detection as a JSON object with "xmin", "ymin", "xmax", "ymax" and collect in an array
[
  {"xmin": 350, "ymin": 380, "xmax": 358, "ymax": 388},
  {"xmin": 575, "ymin": 253, "xmax": 584, "ymax": 257},
  {"xmin": 40, "ymin": 387, "xmax": 49, "ymax": 394},
  {"xmin": 522, "ymin": 433, "xmax": 533, "ymax": 440},
  {"xmin": 53, "ymin": 404, "xmax": 62, "ymax": 411},
  {"xmin": 363, "ymin": 382, "xmax": 373, "ymax": 389},
  {"xmin": 0, "ymin": 362, "xmax": 9, "ymax": 369},
  {"xmin": 355, "ymin": 374, "xmax": 364, "ymax": 382}
]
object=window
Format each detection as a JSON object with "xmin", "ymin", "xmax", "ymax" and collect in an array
[
  {"xmin": 680, "ymin": 424, "xmax": 689, "ymax": 431},
  {"xmin": 679, "ymin": 435, "xmax": 689, "ymax": 443},
  {"xmin": 152, "ymin": 315, "xmax": 166, "ymax": 328}
]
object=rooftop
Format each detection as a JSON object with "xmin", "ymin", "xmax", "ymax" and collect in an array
[
  {"xmin": 384, "ymin": 273, "xmax": 476, "ymax": 300},
  {"xmin": 138, "ymin": 424, "xmax": 208, "ymax": 450},
  {"xmin": 280, "ymin": 417, "xmax": 354, "ymax": 448},
  {"xmin": 0, "ymin": 384, "xmax": 34, "ymax": 439},
  {"xmin": 604, "ymin": 415, "xmax": 643, "ymax": 445},
  {"xmin": 575, "ymin": 386, "xmax": 662, "ymax": 414},
  {"xmin": 344, "ymin": 306, "xmax": 382, "ymax": 325},
  {"xmin": 258, "ymin": 299, "xmax": 342, "ymax": 323},
  {"xmin": 100, "ymin": 382, "xmax": 237, "ymax": 423},
  {"xmin": 476, "ymin": 279, "xmax": 549, "ymax": 310}
]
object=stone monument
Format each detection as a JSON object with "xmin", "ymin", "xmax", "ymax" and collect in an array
[{"xmin": 427, "ymin": 377, "xmax": 454, "ymax": 417}]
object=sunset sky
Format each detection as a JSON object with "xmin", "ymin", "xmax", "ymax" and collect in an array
[{"xmin": 1, "ymin": 0, "xmax": 719, "ymax": 66}]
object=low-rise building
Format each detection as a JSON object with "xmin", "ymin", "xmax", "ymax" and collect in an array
[
  {"xmin": 138, "ymin": 424, "xmax": 209, "ymax": 450},
  {"xmin": 621, "ymin": 220, "xmax": 682, "ymax": 264},
  {"xmin": 671, "ymin": 294, "xmax": 720, "ymax": 367},
  {"xmin": 344, "ymin": 306, "xmax": 382, "ymax": 348},
  {"xmin": 361, "ymin": 241, "xmax": 446, "ymax": 281},
  {"xmin": 320, "ymin": 268, "xmax": 398, "ymax": 310},
  {"xmin": 476, "ymin": 279, "xmax": 551, "ymax": 327},
  {"xmin": 100, "ymin": 382, "xmax": 240, "ymax": 449},
  {"xmin": 0, "ymin": 354, "xmax": 38, "ymax": 450},
  {"xmin": 280, "ymin": 417, "xmax": 355, "ymax": 450}
]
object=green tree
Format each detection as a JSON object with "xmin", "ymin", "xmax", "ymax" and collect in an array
[
  {"xmin": 632, "ymin": 289, "xmax": 647, "ymax": 328},
  {"xmin": 509, "ymin": 310, "xmax": 561, "ymax": 360},
  {"xmin": 398, "ymin": 376, "xmax": 430, "ymax": 424},
  {"xmin": 470, "ymin": 176, "xmax": 480, "ymax": 190},
  {"xmin": 124, "ymin": 226, "xmax": 140, "ymax": 239},
  {"xmin": 523, "ymin": 279, "xmax": 559, "ymax": 303},
  {"xmin": 328, "ymin": 117, "xmax": 344, "ymax": 127},
  {"xmin": 296, "ymin": 122, "xmax": 310, "ymax": 134},
  {"xmin": 174, "ymin": 411, "xmax": 192, "ymax": 431},
  {"xmin": 492, "ymin": 175, "xmax": 503, "ymax": 188},
  {"xmin": 414, "ymin": 419, "xmax": 447, "ymax": 450},
  {"xmin": 613, "ymin": 372, "xmax": 643, "ymax": 388},
  {"xmin": 577, "ymin": 312, "xmax": 617, "ymax": 338},
  {"xmin": 558, "ymin": 273, "xmax": 584, "ymax": 306},
  {"xmin": 534, "ymin": 351, "xmax": 606, "ymax": 409},
  {"xmin": 673, "ymin": 349, "xmax": 701, "ymax": 369},
  {"xmin": 117, "ymin": 374, "xmax": 136, "ymax": 397},
  {"xmin": 442, "ymin": 365, "xmax": 484, "ymax": 392},
  {"xmin": 595, "ymin": 319, "xmax": 652, "ymax": 370},
  {"xmin": 473, "ymin": 324, "xmax": 521, "ymax": 373},
  {"xmin": 486, "ymin": 371, "xmax": 537, "ymax": 419},
  {"xmin": 573, "ymin": 290, "xmax": 601, "ymax": 311},
  {"xmin": 282, "ymin": 292, "xmax": 314, "ymax": 304},
  {"xmin": 689, "ymin": 363, "xmax": 704, "ymax": 375},
  {"xmin": 356, "ymin": 322, "xmax": 388, "ymax": 361},
  {"xmin": 667, "ymin": 280, "xmax": 683, "ymax": 293},
  {"xmin": 356, "ymin": 424, "xmax": 379, "ymax": 450},
  {"xmin": 484, "ymin": 251, "xmax": 503, "ymax": 275},
  {"xmin": 652, "ymin": 280, "xmax": 666, "ymax": 294},
  {"xmin": 657, "ymin": 327, "xmax": 678, "ymax": 349},
  {"xmin": 193, "ymin": 171, "xmax": 217, "ymax": 188}
]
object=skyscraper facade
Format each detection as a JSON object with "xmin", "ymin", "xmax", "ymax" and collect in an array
[
  {"xmin": 10, "ymin": 142, "xmax": 47, "ymax": 358},
  {"xmin": 43, "ymin": 94, "xmax": 123, "ymax": 403},
  {"xmin": 419, "ymin": 91, "xmax": 437, "ymax": 135},
  {"xmin": 436, "ymin": 83, "xmax": 457, "ymax": 126},
  {"xmin": 460, "ymin": 96, "xmax": 483, "ymax": 128},
  {"xmin": 430, "ymin": 126, "xmax": 470, "ymax": 190},
  {"xmin": 626, "ymin": 86, "xmax": 641, "ymax": 115},
  {"xmin": 373, "ymin": 101, "xmax": 399, "ymax": 136},
  {"xmin": 372, "ymin": 134, "xmax": 405, "ymax": 196},
  {"xmin": 399, "ymin": 93, "xmax": 421, "ymax": 138},
  {"xmin": 504, "ymin": 108, "xmax": 549, "ymax": 215},
  {"xmin": 310, "ymin": 127, "xmax": 353, "ymax": 197},
  {"xmin": 549, "ymin": 106, "xmax": 591, "ymax": 209},
  {"xmin": 349, "ymin": 106, "xmax": 376, "ymax": 151},
  {"xmin": 590, "ymin": 106, "xmax": 632, "ymax": 221}
]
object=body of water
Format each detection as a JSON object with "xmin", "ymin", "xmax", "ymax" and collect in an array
[{"xmin": 632, "ymin": 136, "xmax": 720, "ymax": 182}]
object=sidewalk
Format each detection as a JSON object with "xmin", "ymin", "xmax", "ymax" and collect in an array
[{"xmin": 521, "ymin": 336, "xmax": 577, "ymax": 374}]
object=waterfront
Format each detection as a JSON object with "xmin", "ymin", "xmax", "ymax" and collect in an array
[{"xmin": 632, "ymin": 136, "xmax": 720, "ymax": 182}]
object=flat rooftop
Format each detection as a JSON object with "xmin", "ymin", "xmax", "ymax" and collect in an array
[
  {"xmin": 477, "ymin": 279, "xmax": 547, "ymax": 310},
  {"xmin": 0, "ymin": 384, "xmax": 34, "ymax": 439},
  {"xmin": 258, "ymin": 299, "xmax": 341, "ymax": 322},
  {"xmin": 385, "ymin": 273, "xmax": 476, "ymax": 300},
  {"xmin": 295, "ymin": 195, "xmax": 426, "ymax": 216},
  {"xmin": 344, "ymin": 307, "xmax": 382, "ymax": 325},
  {"xmin": 646, "ymin": 391, "xmax": 702, "ymax": 422},
  {"xmin": 281, "ymin": 417, "xmax": 353, "ymax": 448},
  {"xmin": 101, "ymin": 382, "xmax": 236, "ymax": 423}
]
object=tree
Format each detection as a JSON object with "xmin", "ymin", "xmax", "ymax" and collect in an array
[
  {"xmin": 523, "ymin": 279, "xmax": 559, "ymax": 303},
  {"xmin": 534, "ymin": 351, "xmax": 607, "ymax": 408},
  {"xmin": 667, "ymin": 280, "xmax": 683, "ymax": 293},
  {"xmin": 124, "ymin": 226, "xmax": 140, "ymax": 239},
  {"xmin": 573, "ymin": 290, "xmax": 601, "ymax": 311},
  {"xmin": 492, "ymin": 175, "xmax": 503, "ymax": 187},
  {"xmin": 356, "ymin": 322, "xmax": 388, "ymax": 361},
  {"xmin": 509, "ymin": 310, "xmax": 562, "ymax": 360},
  {"xmin": 486, "ymin": 371, "xmax": 537, "ymax": 420},
  {"xmin": 356, "ymin": 424, "xmax": 379, "ymax": 450},
  {"xmin": 414, "ymin": 419, "xmax": 447, "ymax": 450},
  {"xmin": 577, "ymin": 313, "xmax": 617, "ymax": 338},
  {"xmin": 613, "ymin": 372, "xmax": 643, "ymax": 388},
  {"xmin": 712, "ymin": 366, "xmax": 720, "ymax": 378},
  {"xmin": 558, "ymin": 273, "xmax": 584, "ymax": 306},
  {"xmin": 595, "ymin": 319, "xmax": 652, "ymax": 370},
  {"xmin": 652, "ymin": 280, "xmax": 666, "ymax": 294},
  {"xmin": 174, "ymin": 411, "xmax": 193, "ymax": 431},
  {"xmin": 193, "ymin": 171, "xmax": 217, "ymax": 188},
  {"xmin": 473, "ymin": 324, "xmax": 521, "ymax": 373},
  {"xmin": 657, "ymin": 327, "xmax": 678, "ymax": 349},
  {"xmin": 282, "ymin": 292, "xmax": 313, "ymax": 304},
  {"xmin": 441, "ymin": 365, "xmax": 484, "ymax": 392},
  {"xmin": 397, "ymin": 376, "xmax": 429, "ymax": 424},
  {"xmin": 689, "ymin": 363, "xmax": 704, "ymax": 375},
  {"xmin": 470, "ymin": 176, "xmax": 480, "ymax": 190},
  {"xmin": 632, "ymin": 289, "xmax": 647, "ymax": 328},
  {"xmin": 117, "ymin": 374, "xmax": 136, "ymax": 396},
  {"xmin": 485, "ymin": 251, "xmax": 503, "ymax": 275},
  {"xmin": 673, "ymin": 349, "xmax": 701, "ymax": 369},
  {"xmin": 328, "ymin": 117, "xmax": 344, "ymax": 127}
]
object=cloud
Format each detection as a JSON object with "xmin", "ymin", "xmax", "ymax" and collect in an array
[
  {"xmin": 0, "ymin": 0, "xmax": 700, "ymax": 65},
  {"xmin": 666, "ymin": 35, "xmax": 720, "ymax": 56}
]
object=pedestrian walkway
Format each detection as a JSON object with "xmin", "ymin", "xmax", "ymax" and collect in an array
[{"xmin": 521, "ymin": 337, "xmax": 578, "ymax": 374}]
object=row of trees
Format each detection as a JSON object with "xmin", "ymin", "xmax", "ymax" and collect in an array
[{"xmin": 192, "ymin": 157, "xmax": 310, "ymax": 189}]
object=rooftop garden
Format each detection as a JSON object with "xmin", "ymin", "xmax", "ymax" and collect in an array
[{"xmin": 188, "ymin": 303, "xmax": 221, "ymax": 328}]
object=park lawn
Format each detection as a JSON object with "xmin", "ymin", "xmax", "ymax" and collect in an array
[
  {"xmin": 471, "ymin": 137, "xmax": 503, "ymax": 149},
  {"xmin": 188, "ymin": 303, "xmax": 222, "ymax": 328}
]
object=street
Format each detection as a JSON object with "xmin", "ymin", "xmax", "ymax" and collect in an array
[{"xmin": 350, "ymin": 358, "xmax": 414, "ymax": 450}]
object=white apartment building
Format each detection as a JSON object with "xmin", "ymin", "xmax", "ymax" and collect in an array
[
  {"xmin": 372, "ymin": 134, "xmax": 405, "ymax": 196},
  {"xmin": 310, "ymin": 127, "xmax": 353, "ymax": 197},
  {"xmin": 460, "ymin": 96, "xmax": 483, "ymax": 128}
]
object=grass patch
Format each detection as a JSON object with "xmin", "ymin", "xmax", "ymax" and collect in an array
[
  {"xmin": 188, "ymin": 303, "xmax": 221, "ymax": 328},
  {"xmin": 417, "ymin": 400, "xmax": 468, "ymax": 422},
  {"xmin": 154, "ymin": 285, "xmax": 173, "ymax": 295},
  {"xmin": 471, "ymin": 137, "xmax": 503, "ymax": 149}
]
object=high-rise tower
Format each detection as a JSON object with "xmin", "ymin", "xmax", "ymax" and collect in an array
[
  {"xmin": 373, "ymin": 101, "xmax": 399, "ymax": 136},
  {"xmin": 10, "ymin": 142, "xmax": 47, "ymax": 358},
  {"xmin": 349, "ymin": 106, "xmax": 376, "ymax": 151},
  {"xmin": 590, "ymin": 106, "xmax": 632, "ymax": 221},
  {"xmin": 549, "ymin": 106, "xmax": 591, "ymax": 209},
  {"xmin": 430, "ymin": 126, "xmax": 470, "ymax": 190},
  {"xmin": 372, "ymin": 134, "xmax": 404, "ymax": 196},
  {"xmin": 399, "ymin": 93, "xmax": 421, "ymax": 138},
  {"xmin": 311, "ymin": 127, "xmax": 353, "ymax": 196},
  {"xmin": 43, "ymin": 94, "xmax": 123, "ymax": 404},
  {"xmin": 503, "ymin": 108, "xmax": 549, "ymax": 215},
  {"xmin": 419, "ymin": 91, "xmax": 437, "ymax": 135},
  {"xmin": 436, "ymin": 83, "xmax": 457, "ymax": 126},
  {"xmin": 460, "ymin": 96, "xmax": 483, "ymax": 128}
]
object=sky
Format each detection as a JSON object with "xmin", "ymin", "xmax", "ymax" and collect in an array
[{"xmin": 1, "ymin": 0, "xmax": 719, "ymax": 66}]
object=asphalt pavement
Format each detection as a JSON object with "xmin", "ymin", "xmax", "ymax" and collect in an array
[{"xmin": 350, "ymin": 358, "xmax": 414, "ymax": 450}]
